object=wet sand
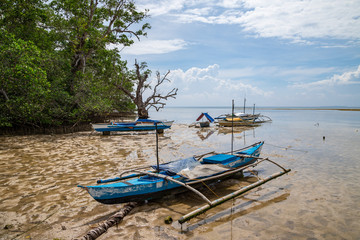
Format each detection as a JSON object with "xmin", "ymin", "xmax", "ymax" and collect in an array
[{"xmin": 1, "ymin": 120, "xmax": 360, "ymax": 239}]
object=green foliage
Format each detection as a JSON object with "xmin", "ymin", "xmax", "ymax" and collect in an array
[
  {"xmin": 0, "ymin": 30, "xmax": 51, "ymax": 127},
  {"xmin": 0, "ymin": 0, "xmax": 51, "ymax": 50},
  {"xmin": 0, "ymin": 0, "xmax": 150, "ymax": 129},
  {"xmin": 47, "ymin": 0, "xmax": 150, "ymax": 122}
]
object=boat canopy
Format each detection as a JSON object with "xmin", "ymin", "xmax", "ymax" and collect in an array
[{"xmin": 196, "ymin": 113, "xmax": 214, "ymax": 123}]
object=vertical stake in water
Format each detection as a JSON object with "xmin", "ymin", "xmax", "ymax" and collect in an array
[
  {"xmin": 243, "ymin": 97, "xmax": 246, "ymax": 113},
  {"xmin": 155, "ymin": 122, "xmax": 159, "ymax": 173},
  {"xmin": 231, "ymin": 99, "xmax": 234, "ymax": 154},
  {"xmin": 252, "ymin": 104, "xmax": 256, "ymax": 123}
]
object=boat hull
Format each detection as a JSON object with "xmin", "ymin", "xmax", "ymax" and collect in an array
[
  {"xmin": 215, "ymin": 113, "xmax": 260, "ymax": 121},
  {"xmin": 91, "ymin": 172, "xmax": 245, "ymax": 204},
  {"xmin": 81, "ymin": 142, "xmax": 264, "ymax": 204},
  {"xmin": 92, "ymin": 120, "xmax": 174, "ymax": 132},
  {"xmin": 217, "ymin": 119, "xmax": 260, "ymax": 127}
]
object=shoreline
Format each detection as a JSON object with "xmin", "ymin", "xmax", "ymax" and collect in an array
[
  {"xmin": 163, "ymin": 106, "xmax": 360, "ymax": 111},
  {"xmin": 272, "ymin": 108, "xmax": 360, "ymax": 111}
]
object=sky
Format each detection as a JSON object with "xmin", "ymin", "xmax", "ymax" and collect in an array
[{"xmin": 119, "ymin": 0, "xmax": 360, "ymax": 107}]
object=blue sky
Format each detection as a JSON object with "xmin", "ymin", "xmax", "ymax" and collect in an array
[{"xmin": 119, "ymin": 0, "xmax": 360, "ymax": 107}]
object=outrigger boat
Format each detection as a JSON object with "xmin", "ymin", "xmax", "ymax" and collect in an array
[
  {"xmin": 91, "ymin": 119, "xmax": 174, "ymax": 134},
  {"xmin": 216, "ymin": 113, "xmax": 272, "ymax": 126},
  {"xmin": 79, "ymin": 141, "xmax": 264, "ymax": 204},
  {"xmin": 215, "ymin": 99, "xmax": 272, "ymax": 126},
  {"xmin": 78, "ymin": 140, "xmax": 290, "ymax": 222},
  {"xmin": 217, "ymin": 117, "xmax": 261, "ymax": 127},
  {"xmin": 215, "ymin": 112, "xmax": 260, "ymax": 121}
]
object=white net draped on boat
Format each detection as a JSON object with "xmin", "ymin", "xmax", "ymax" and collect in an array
[
  {"xmin": 178, "ymin": 164, "xmax": 230, "ymax": 179},
  {"xmin": 152, "ymin": 157, "xmax": 230, "ymax": 179}
]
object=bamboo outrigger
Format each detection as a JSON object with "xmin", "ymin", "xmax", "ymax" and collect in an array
[{"xmin": 178, "ymin": 157, "xmax": 290, "ymax": 223}]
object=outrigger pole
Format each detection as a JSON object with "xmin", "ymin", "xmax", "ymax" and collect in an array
[{"xmin": 178, "ymin": 167, "xmax": 291, "ymax": 224}]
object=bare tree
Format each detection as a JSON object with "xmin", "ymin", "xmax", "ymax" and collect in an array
[{"xmin": 116, "ymin": 61, "xmax": 178, "ymax": 119}]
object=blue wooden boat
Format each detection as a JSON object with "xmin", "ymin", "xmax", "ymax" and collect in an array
[
  {"xmin": 91, "ymin": 119, "xmax": 174, "ymax": 133},
  {"xmin": 78, "ymin": 141, "xmax": 265, "ymax": 204}
]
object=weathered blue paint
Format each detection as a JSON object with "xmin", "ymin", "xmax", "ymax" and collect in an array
[
  {"xmin": 91, "ymin": 119, "xmax": 174, "ymax": 132},
  {"xmin": 79, "ymin": 141, "xmax": 264, "ymax": 204}
]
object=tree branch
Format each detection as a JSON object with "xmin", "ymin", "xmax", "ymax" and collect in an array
[
  {"xmin": 103, "ymin": 0, "xmax": 126, "ymax": 39},
  {"xmin": 0, "ymin": 89, "xmax": 9, "ymax": 101},
  {"xmin": 144, "ymin": 70, "xmax": 177, "ymax": 107},
  {"xmin": 116, "ymin": 61, "xmax": 177, "ymax": 118},
  {"xmin": 88, "ymin": 0, "xmax": 98, "ymax": 27},
  {"xmin": 115, "ymin": 76, "xmax": 135, "ymax": 102}
]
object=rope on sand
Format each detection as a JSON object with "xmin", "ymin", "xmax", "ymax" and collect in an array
[
  {"xmin": 265, "ymin": 143, "xmax": 308, "ymax": 153},
  {"xmin": 75, "ymin": 202, "xmax": 137, "ymax": 240}
]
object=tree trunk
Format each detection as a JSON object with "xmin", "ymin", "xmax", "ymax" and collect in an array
[
  {"xmin": 137, "ymin": 105, "xmax": 149, "ymax": 119},
  {"xmin": 134, "ymin": 96, "xmax": 149, "ymax": 119}
]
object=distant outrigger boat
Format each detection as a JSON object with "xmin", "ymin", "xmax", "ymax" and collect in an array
[
  {"xmin": 91, "ymin": 119, "xmax": 174, "ymax": 134},
  {"xmin": 215, "ymin": 100, "xmax": 271, "ymax": 127},
  {"xmin": 217, "ymin": 115, "xmax": 272, "ymax": 127},
  {"xmin": 217, "ymin": 117, "xmax": 261, "ymax": 127},
  {"xmin": 215, "ymin": 112, "xmax": 260, "ymax": 121}
]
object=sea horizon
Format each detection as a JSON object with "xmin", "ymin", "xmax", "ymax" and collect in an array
[{"xmin": 162, "ymin": 105, "xmax": 360, "ymax": 110}]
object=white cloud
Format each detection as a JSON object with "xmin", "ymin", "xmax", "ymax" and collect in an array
[
  {"xmin": 115, "ymin": 39, "xmax": 188, "ymax": 55},
  {"xmin": 293, "ymin": 65, "xmax": 360, "ymax": 88},
  {"xmin": 217, "ymin": 0, "xmax": 244, "ymax": 9},
  {"xmin": 219, "ymin": 67, "xmax": 257, "ymax": 79},
  {"xmin": 137, "ymin": 0, "xmax": 360, "ymax": 43},
  {"xmin": 238, "ymin": 1, "xmax": 360, "ymax": 42},
  {"xmin": 168, "ymin": 64, "xmax": 272, "ymax": 97}
]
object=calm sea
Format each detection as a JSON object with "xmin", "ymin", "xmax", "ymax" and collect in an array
[
  {"xmin": 153, "ymin": 106, "xmax": 360, "ymax": 239},
  {"xmin": 0, "ymin": 107, "xmax": 359, "ymax": 239}
]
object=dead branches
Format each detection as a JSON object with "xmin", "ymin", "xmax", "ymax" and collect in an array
[
  {"xmin": 116, "ymin": 60, "xmax": 178, "ymax": 119},
  {"xmin": 144, "ymin": 70, "xmax": 178, "ymax": 112}
]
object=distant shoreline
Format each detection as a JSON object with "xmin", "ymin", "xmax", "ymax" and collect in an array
[
  {"xmin": 165, "ymin": 106, "xmax": 360, "ymax": 111},
  {"xmin": 272, "ymin": 108, "xmax": 360, "ymax": 111}
]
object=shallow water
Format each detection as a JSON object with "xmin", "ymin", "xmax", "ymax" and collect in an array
[{"xmin": 0, "ymin": 108, "xmax": 360, "ymax": 239}]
